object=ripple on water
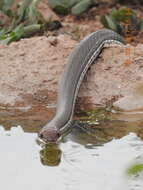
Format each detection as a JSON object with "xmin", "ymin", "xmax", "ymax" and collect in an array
[{"xmin": 0, "ymin": 125, "xmax": 143, "ymax": 190}]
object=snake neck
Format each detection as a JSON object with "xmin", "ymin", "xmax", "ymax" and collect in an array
[
  {"xmin": 39, "ymin": 29, "xmax": 125, "ymax": 142},
  {"xmin": 55, "ymin": 31, "xmax": 125, "ymax": 132}
]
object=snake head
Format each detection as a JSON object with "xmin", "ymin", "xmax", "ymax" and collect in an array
[{"xmin": 38, "ymin": 126, "xmax": 60, "ymax": 143}]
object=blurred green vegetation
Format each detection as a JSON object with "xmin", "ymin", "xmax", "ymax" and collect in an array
[
  {"xmin": 1, "ymin": 0, "xmax": 143, "ymax": 44},
  {"xmin": 0, "ymin": 0, "xmax": 63, "ymax": 45},
  {"xmin": 48, "ymin": 0, "xmax": 143, "ymax": 16},
  {"xmin": 127, "ymin": 163, "xmax": 143, "ymax": 176},
  {"xmin": 48, "ymin": 0, "xmax": 92, "ymax": 15},
  {"xmin": 101, "ymin": 7, "xmax": 143, "ymax": 36},
  {"xmin": 0, "ymin": 0, "xmax": 94, "ymax": 45},
  {"xmin": 0, "ymin": 0, "xmax": 44, "ymax": 44}
]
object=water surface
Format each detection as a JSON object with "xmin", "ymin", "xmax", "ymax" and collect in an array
[{"xmin": 0, "ymin": 106, "xmax": 143, "ymax": 190}]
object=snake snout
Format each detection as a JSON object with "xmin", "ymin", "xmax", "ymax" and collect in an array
[{"xmin": 38, "ymin": 128, "xmax": 60, "ymax": 143}]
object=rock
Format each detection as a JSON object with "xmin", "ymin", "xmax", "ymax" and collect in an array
[
  {"xmin": 0, "ymin": 34, "xmax": 143, "ymax": 112},
  {"xmin": 47, "ymin": 36, "xmax": 58, "ymax": 46},
  {"xmin": 113, "ymin": 83, "xmax": 143, "ymax": 111},
  {"xmin": 113, "ymin": 95, "xmax": 143, "ymax": 111}
]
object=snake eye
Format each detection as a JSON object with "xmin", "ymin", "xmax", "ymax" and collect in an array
[{"xmin": 38, "ymin": 132, "xmax": 43, "ymax": 139}]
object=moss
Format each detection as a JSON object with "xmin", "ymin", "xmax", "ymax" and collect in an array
[{"xmin": 127, "ymin": 163, "xmax": 143, "ymax": 176}]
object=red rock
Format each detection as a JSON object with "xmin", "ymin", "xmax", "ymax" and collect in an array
[{"xmin": 0, "ymin": 34, "xmax": 143, "ymax": 111}]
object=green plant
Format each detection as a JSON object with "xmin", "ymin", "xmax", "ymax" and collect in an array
[
  {"xmin": 48, "ymin": 0, "xmax": 92, "ymax": 15},
  {"xmin": 127, "ymin": 163, "xmax": 143, "ymax": 175},
  {"xmin": 0, "ymin": 0, "xmax": 61, "ymax": 45},
  {"xmin": 0, "ymin": 24, "xmax": 42, "ymax": 45},
  {"xmin": 101, "ymin": 7, "xmax": 143, "ymax": 36}
]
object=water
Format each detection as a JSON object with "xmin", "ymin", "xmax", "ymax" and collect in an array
[{"xmin": 0, "ymin": 107, "xmax": 143, "ymax": 190}]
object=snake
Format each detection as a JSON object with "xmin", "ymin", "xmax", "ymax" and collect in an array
[{"xmin": 38, "ymin": 29, "xmax": 125, "ymax": 143}]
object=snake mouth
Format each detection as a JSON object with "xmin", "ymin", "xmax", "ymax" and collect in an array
[
  {"xmin": 38, "ymin": 121, "xmax": 73, "ymax": 143},
  {"xmin": 38, "ymin": 128, "xmax": 60, "ymax": 143}
]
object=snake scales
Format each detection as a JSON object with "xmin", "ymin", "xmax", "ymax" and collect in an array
[{"xmin": 38, "ymin": 29, "xmax": 125, "ymax": 143}]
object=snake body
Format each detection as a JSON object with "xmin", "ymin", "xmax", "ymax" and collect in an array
[{"xmin": 39, "ymin": 29, "xmax": 125, "ymax": 142}]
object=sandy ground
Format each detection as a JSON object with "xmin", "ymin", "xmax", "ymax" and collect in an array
[
  {"xmin": 0, "ymin": 33, "xmax": 143, "ymax": 112},
  {"xmin": 0, "ymin": 35, "xmax": 75, "ymax": 106}
]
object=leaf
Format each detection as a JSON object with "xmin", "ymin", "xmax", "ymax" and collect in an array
[
  {"xmin": 48, "ymin": 0, "xmax": 70, "ymax": 14},
  {"xmin": 111, "ymin": 7, "xmax": 133, "ymax": 23},
  {"xmin": 127, "ymin": 163, "xmax": 143, "ymax": 176},
  {"xmin": 27, "ymin": 0, "xmax": 40, "ymax": 24},
  {"xmin": 48, "ymin": 0, "xmax": 81, "ymax": 10},
  {"xmin": 0, "ymin": 29, "xmax": 6, "ymax": 40},
  {"xmin": 61, "ymin": 0, "xmax": 70, "ymax": 8},
  {"xmin": 68, "ymin": 0, "xmax": 81, "ymax": 8},
  {"xmin": 0, "ymin": 0, "xmax": 4, "ymax": 9},
  {"xmin": 23, "ymin": 24, "xmax": 41, "ymax": 37},
  {"xmin": 48, "ymin": 0, "xmax": 62, "ymax": 9},
  {"xmin": 13, "ymin": 24, "xmax": 24, "ymax": 40},
  {"xmin": 53, "ymin": 5, "xmax": 69, "ymax": 14},
  {"xmin": 2, "ymin": 0, "xmax": 14, "ymax": 12},
  {"xmin": 0, "ymin": 37, "xmax": 12, "ymax": 45},
  {"xmin": 110, "ymin": 8, "xmax": 118, "ymax": 17},
  {"xmin": 71, "ymin": 0, "xmax": 91, "ymax": 15},
  {"xmin": 139, "ymin": 19, "xmax": 143, "ymax": 30},
  {"xmin": 101, "ymin": 15, "xmax": 118, "ymax": 32},
  {"xmin": 0, "ymin": 23, "xmax": 42, "ymax": 45},
  {"xmin": 18, "ymin": 0, "xmax": 32, "ymax": 23},
  {"xmin": 0, "ymin": 24, "xmax": 24, "ymax": 45}
]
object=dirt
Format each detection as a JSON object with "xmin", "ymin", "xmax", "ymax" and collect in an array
[
  {"xmin": 0, "ymin": 2, "xmax": 143, "ymax": 134},
  {"xmin": 0, "ymin": 34, "xmax": 75, "ymax": 106},
  {"xmin": 0, "ymin": 32, "xmax": 143, "ymax": 113},
  {"xmin": 0, "ymin": 2, "xmax": 143, "ymax": 115}
]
